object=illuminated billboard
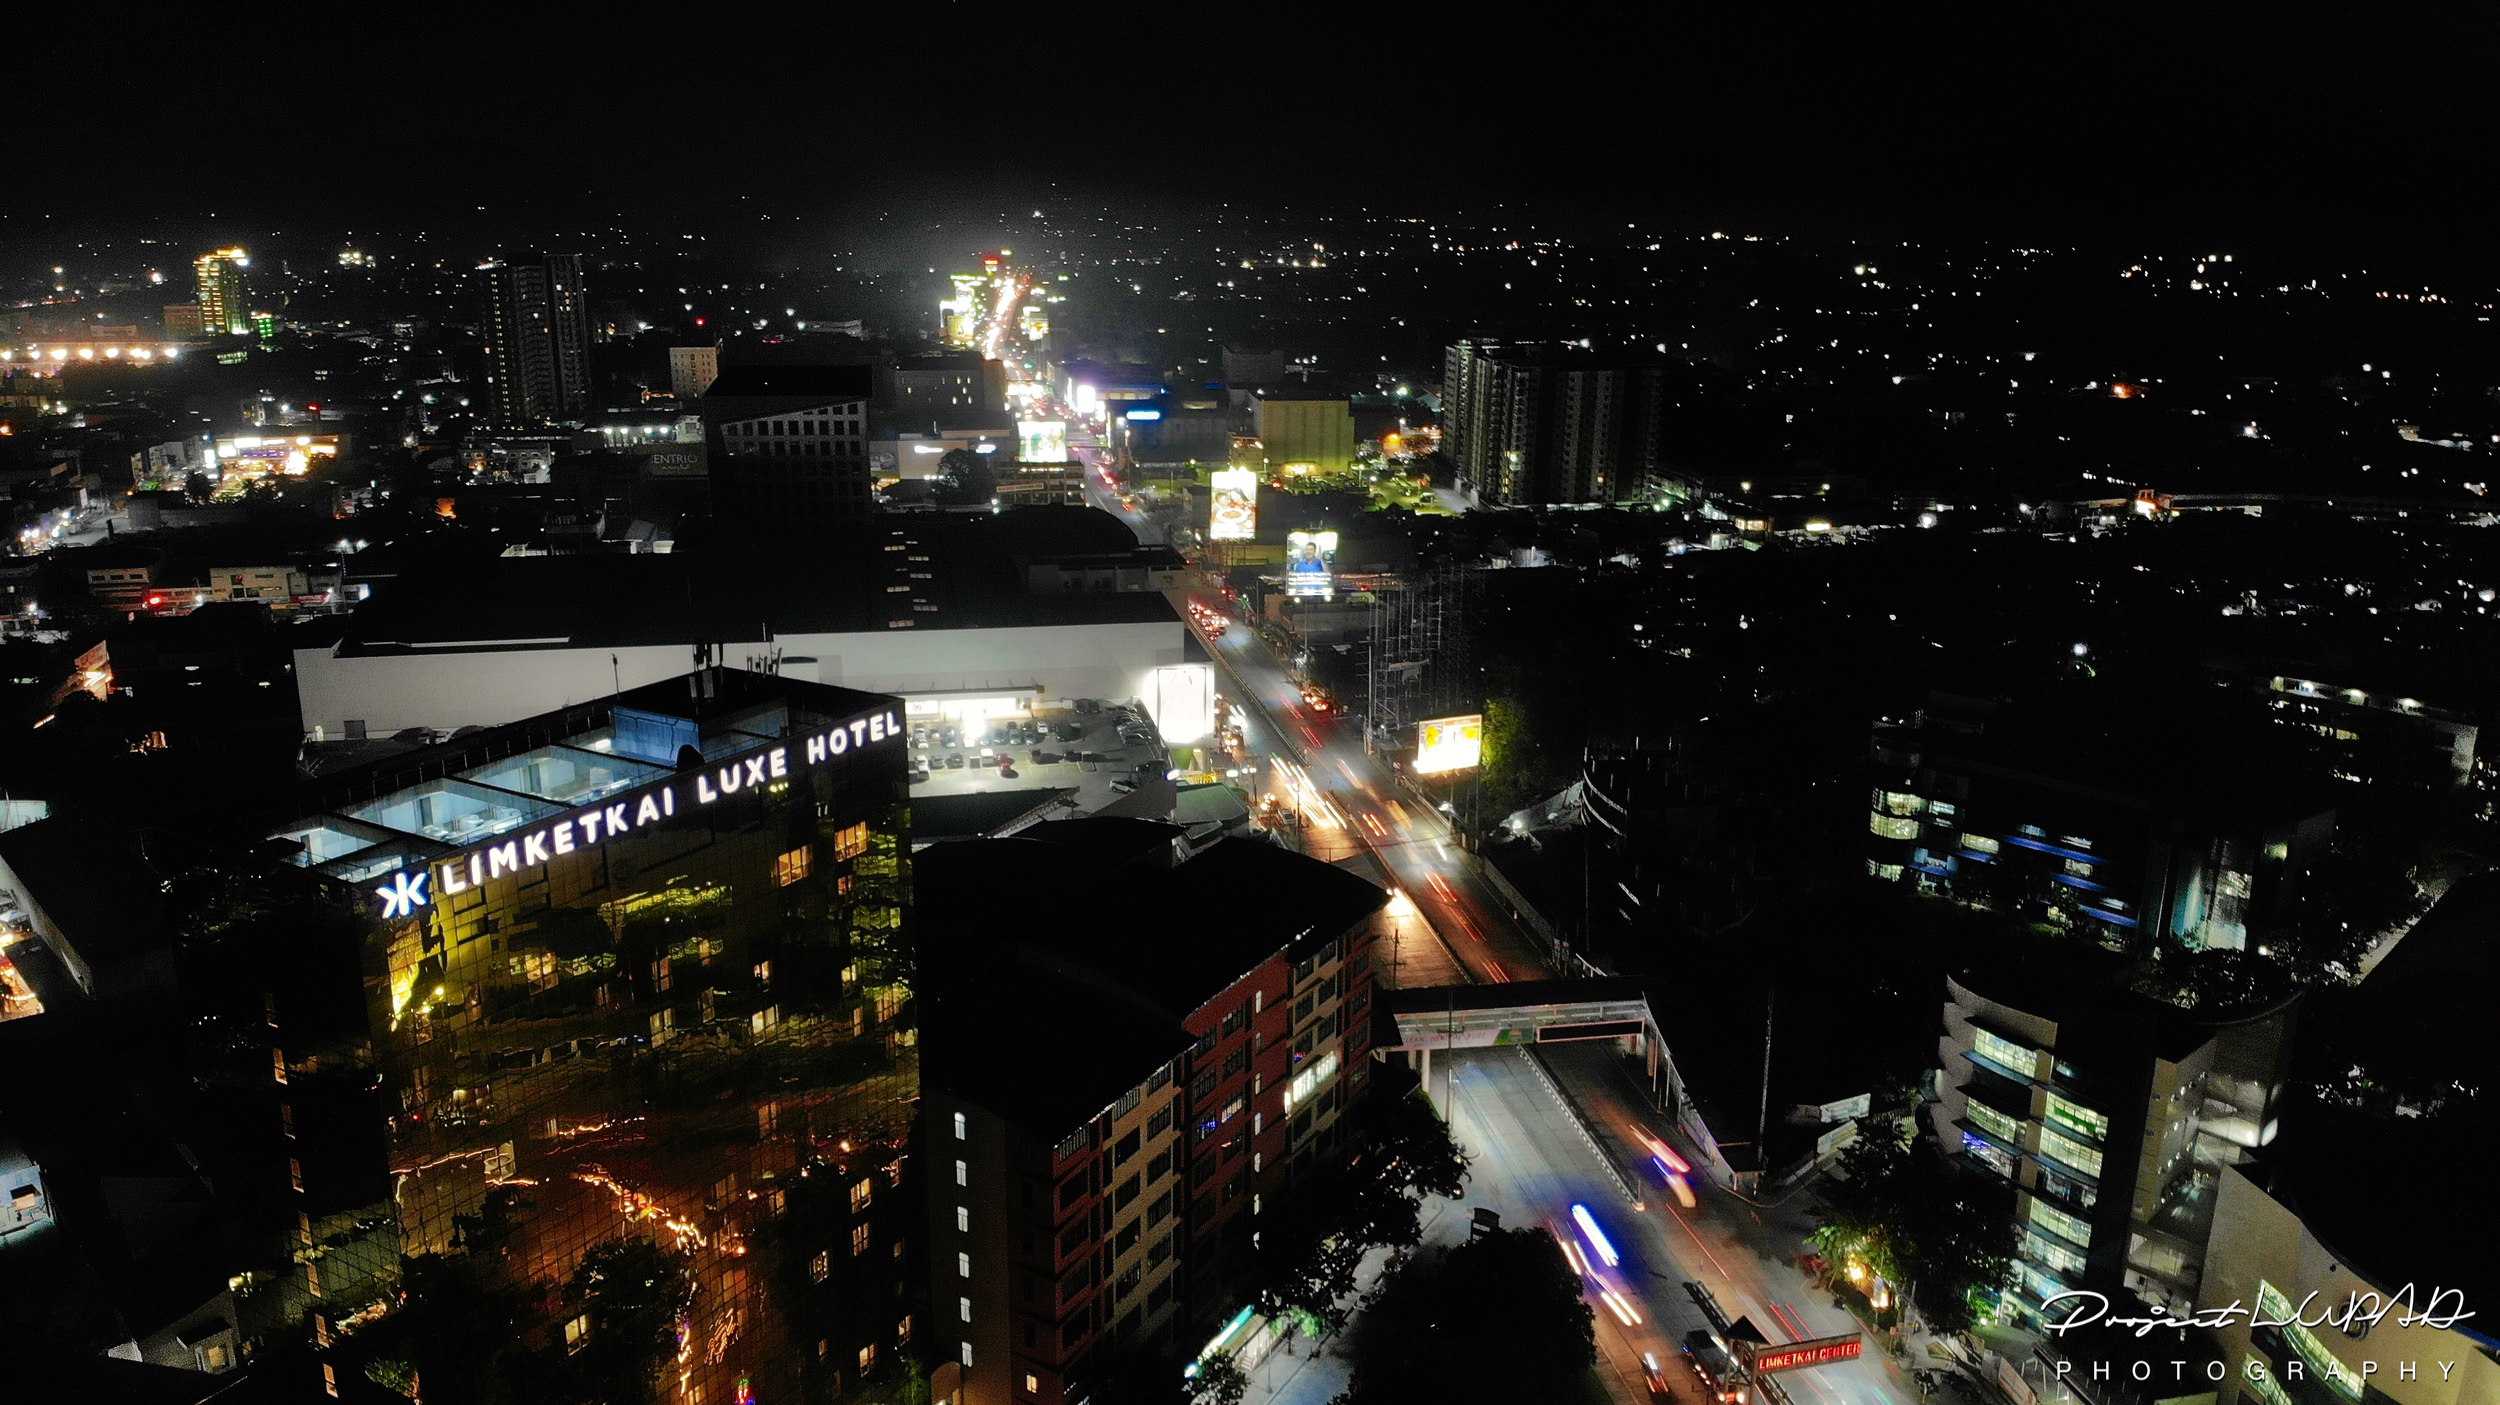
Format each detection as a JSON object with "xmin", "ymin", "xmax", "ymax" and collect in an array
[
  {"xmin": 1285, "ymin": 530, "xmax": 1337, "ymax": 597},
  {"xmin": 1210, "ymin": 469, "xmax": 1259, "ymax": 541},
  {"xmin": 1414, "ymin": 714, "xmax": 1484, "ymax": 775},
  {"xmin": 1146, "ymin": 663, "xmax": 1216, "ymax": 744},
  {"xmin": 1018, "ymin": 420, "xmax": 1068, "ymax": 463}
]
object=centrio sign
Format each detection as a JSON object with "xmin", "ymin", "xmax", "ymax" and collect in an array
[{"xmin": 374, "ymin": 709, "xmax": 903, "ymax": 915}]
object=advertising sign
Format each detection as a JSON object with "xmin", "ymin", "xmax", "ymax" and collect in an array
[
  {"xmin": 1284, "ymin": 530, "xmax": 1337, "ymax": 596},
  {"xmin": 1747, "ymin": 1335, "xmax": 1864, "ymax": 1376},
  {"xmin": 1414, "ymin": 714, "xmax": 1484, "ymax": 775},
  {"xmin": 1018, "ymin": 420, "xmax": 1069, "ymax": 463},
  {"xmin": 1210, "ymin": 469, "xmax": 1258, "ymax": 541},
  {"xmin": 1147, "ymin": 663, "xmax": 1215, "ymax": 744}
]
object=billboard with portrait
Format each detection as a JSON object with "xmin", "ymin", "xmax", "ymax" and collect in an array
[
  {"xmin": 1414, "ymin": 714, "xmax": 1484, "ymax": 775},
  {"xmin": 1210, "ymin": 469, "xmax": 1258, "ymax": 541}
]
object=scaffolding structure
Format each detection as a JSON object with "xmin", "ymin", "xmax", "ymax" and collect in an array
[{"xmin": 1365, "ymin": 563, "xmax": 1477, "ymax": 748}]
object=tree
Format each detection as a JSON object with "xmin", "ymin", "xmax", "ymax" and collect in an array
[
  {"xmin": 1336, "ymin": 1228, "xmax": 1594, "ymax": 1404},
  {"xmin": 1255, "ymin": 1085, "xmax": 1470, "ymax": 1339},
  {"xmin": 934, "ymin": 448, "xmax": 995, "ymax": 504},
  {"xmin": 542, "ymin": 1237, "xmax": 696, "ymax": 1405},
  {"xmin": 182, "ymin": 471, "xmax": 214, "ymax": 503},
  {"xmin": 1190, "ymin": 1351, "xmax": 1250, "ymax": 1405},
  {"xmin": 1813, "ymin": 1120, "xmax": 2017, "ymax": 1337}
]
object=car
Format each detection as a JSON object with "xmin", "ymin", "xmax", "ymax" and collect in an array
[
  {"xmin": 945, "ymin": 753, "xmax": 964, "ymax": 769},
  {"xmin": 1643, "ymin": 1353, "xmax": 1672, "ymax": 1399},
  {"xmin": 1682, "ymin": 1331, "xmax": 1748, "ymax": 1405}
]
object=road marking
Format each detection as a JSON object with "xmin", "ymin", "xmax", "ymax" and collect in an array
[{"xmin": 1662, "ymin": 1200, "xmax": 1735, "ymax": 1280}]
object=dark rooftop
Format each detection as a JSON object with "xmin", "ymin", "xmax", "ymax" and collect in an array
[{"xmin": 701, "ymin": 364, "xmax": 874, "ymax": 400}]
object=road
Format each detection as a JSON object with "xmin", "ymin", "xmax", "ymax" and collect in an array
[{"xmin": 1070, "ymin": 464, "xmax": 1905, "ymax": 1405}]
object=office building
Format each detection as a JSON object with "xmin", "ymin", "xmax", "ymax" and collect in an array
[
  {"xmin": 1867, "ymin": 698, "xmax": 2335, "ymax": 953},
  {"xmin": 162, "ymin": 303, "xmax": 206, "ymax": 340},
  {"xmin": 1251, "ymin": 389, "xmax": 1356, "ymax": 476},
  {"xmin": 2260, "ymin": 673, "xmax": 2478, "ymax": 791},
  {"xmin": 670, "ymin": 344, "xmax": 721, "ymax": 402},
  {"xmin": 478, "ymin": 253, "xmax": 595, "ymax": 426},
  {"xmin": 918, "ymin": 826, "xmax": 1385, "ymax": 1405},
  {"xmin": 878, "ymin": 353, "xmax": 1009, "ymax": 432},
  {"xmin": 1938, "ymin": 961, "xmax": 2297, "ymax": 1330},
  {"xmin": 702, "ymin": 363, "xmax": 875, "ymax": 527},
  {"xmin": 1440, "ymin": 337, "xmax": 1673, "ymax": 505}
]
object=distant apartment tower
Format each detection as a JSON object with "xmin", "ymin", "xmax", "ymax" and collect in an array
[
  {"xmin": 919, "ymin": 828, "xmax": 1385, "ymax": 1405},
  {"xmin": 702, "ymin": 364, "xmax": 876, "ymax": 527},
  {"xmin": 477, "ymin": 253, "xmax": 595, "ymax": 426},
  {"xmin": 1938, "ymin": 966, "xmax": 2296, "ymax": 1328},
  {"xmin": 1440, "ymin": 337, "xmax": 1671, "ymax": 505},
  {"xmin": 162, "ymin": 304, "xmax": 206, "ymax": 340},
  {"xmin": 193, "ymin": 247, "xmax": 250, "ymax": 336},
  {"xmin": 669, "ymin": 344, "xmax": 721, "ymax": 402}
]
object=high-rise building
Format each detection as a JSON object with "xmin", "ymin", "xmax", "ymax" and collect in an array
[
  {"xmin": 917, "ymin": 826, "xmax": 1385, "ymax": 1405},
  {"xmin": 162, "ymin": 304, "xmax": 206, "ymax": 340},
  {"xmin": 192, "ymin": 248, "xmax": 250, "ymax": 336},
  {"xmin": 478, "ymin": 254, "xmax": 595, "ymax": 426},
  {"xmin": 670, "ymin": 344, "xmax": 721, "ymax": 402},
  {"xmin": 1440, "ymin": 337, "xmax": 1672, "ymax": 505},
  {"xmin": 702, "ymin": 364, "xmax": 876, "ymax": 528},
  {"xmin": 1937, "ymin": 963, "xmax": 2297, "ymax": 1329}
]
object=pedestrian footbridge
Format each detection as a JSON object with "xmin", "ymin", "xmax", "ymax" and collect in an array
[{"xmin": 1378, "ymin": 976, "xmax": 1657, "ymax": 1052}]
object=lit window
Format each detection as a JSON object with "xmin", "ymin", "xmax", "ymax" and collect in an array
[
  {"xmin": 960, "ymin": 1295, "xmax": 973, "ymax": 1322},
  {"xmin": 962, "ymin": 1342, "xmax": 974, "ymax": 1368},
  {"xmin": 955, "ymin": 1159, "xmax": 968, "ymax": 1186},
  {"xmin": 811, "ymin": 1251, "xmax": 831, "ymax": 1284},
  {"xmin": 776, "ymin": 846, "xmax": 812, "ymax": 885},
  {"xmin": 956, "ymin": 1205, "xmax": 970, "ymax": 1232},
  {"xmin": 853, "ymin": 1222, "xmax": 872, "ymax": 1255},
  {"xmin": 851, "ymin": 1178, "xmax": 873, "ymax": 1214},
  {"xmin": 898, "ymin": 1315, "xmax": 912, "ymax": 1347},
  {"xmin": 1869, "ymin": 812, "xmax": 1920, "ymax": 840},
  {"xmin": 833, "ymin": 822, "xmax": 870, "ymax": 860},
  {"xmin": 953, "ymin": 1111, "xmax": 968, "ymax": 1141},
  {"xmin": 860, "ymin": 1344, "xmax": 877, "ymax": 1374},
  {"xmin": 958, "ymin": 1251, "xmax": 972, "ymax": 1278},
  {"xmin": 1962, "ymin": 833, "xmax": 2001, "ymax": 854},
  {"xmin": 566, "ymin": 1314, "xmax": 591, "ymax": 1354}
]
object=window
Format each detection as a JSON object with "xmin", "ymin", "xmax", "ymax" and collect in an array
[
  {"xmin": 2044, "ymin": 1093, "xmax": 2110, "ymax": 1142},
  {"xmin": 860, "ymin": 1344, "xmax": 877, "ymax": 1375},
  {"xmin": 833, "ymin": 823, "xmax": 870, "ymax": 860},
  {"xmin": 1869, "ymin": 812, "xmax": 1920, "ymax": 840},
  {"xmin": 956, "ymin": 1159, "xmax": 968, "ymax": 1187},
  {"xmin": 1026, "ymin": 1375, "xmax": 1041, "ymax": 1395},
  {"xmin": 853, "ymin": 1223, "xmax": 872, "ymax": 1256},
  {"xmin": 953, "ymin": 1111, "xmax": 968, "ymax": 1141},
  {"xmin": 567, "ymin": 1314, "xmax": 592, "ymax": 1353},
  {"xmin": 1148, "ymin": 1101, "xmax": 1174, "ymax": 1138},
  {"xmin": 1879, "ymin": 790, "xmax": 1927, "ymax": 816},
  {"xmin": 1962, "ymin": 833, "xmax": 2001, "ymax": 855},
  {"xmin": 956, "ymin": 1205, "xmax": 970, "ymax": 1232},
  {"xmin": 1868, "ymin": 861, "xmax": 1906, "ymax": 881},
  {"xmin": 2038, "ymin": 1126, "xmax": 2104, "ymax": 1178},
  {"xmin": 852, "ymin": 1178, "xmax": 874, "ymax": 1214},
  {"xmin": 811, "ymin": 1251, "xmax": 831, "ymax": 1284},
  {"xmin": 1973, "ymin": 1028, "xmax": 2036, "ymax": 1076},
  {"xmin": 898, "ymin": 1315, "xmax": 912, "ymax": 1347},
  {"xmin": 776, "ymin": 846, "xmax": 812, "ymax": 885},
  {"xmin": 958, "ymin": 1251, "xmax": 973, "ymax": 1278},
  {"xmin": 961, "ymin": 1342, "xmax": 974, "ymax": 1368},
  {"xmin": 1966, "ymin": 1100, "xmax": 2022, "ymax": 1143}
]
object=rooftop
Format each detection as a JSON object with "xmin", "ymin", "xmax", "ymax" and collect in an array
[{"xmin": 700, "ymin": 364, "xmax": 874, "ymax": 400}]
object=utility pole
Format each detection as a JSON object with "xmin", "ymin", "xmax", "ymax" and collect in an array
[{"xmin": 1756, "ymin": 983, "xmax": 1775, "ymax": 1181}]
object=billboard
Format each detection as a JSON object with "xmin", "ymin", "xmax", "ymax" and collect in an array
[
  {"xmin": 1285, "ymin": 530, "xmax": 1337, "ymax": 596},
  {"xmin": 1018, "ymin": 420, "xmax": 1068, "ymax": 463},
  {"xmin": 1210, "ymin": 469, "xmax": 1259, "ymax": 541},
  {"xmin": 1414, "ymin": 714, "xmax": 1484, "ymax": 775},
  {"xmin": 1146, "ymin": 663, "xmax": 1215, "ymax": 744}
]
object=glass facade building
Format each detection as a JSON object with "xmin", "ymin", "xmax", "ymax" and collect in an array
[{"xmin": 251, "ymin": 671, "xmax": 920, "ymax": 1403}]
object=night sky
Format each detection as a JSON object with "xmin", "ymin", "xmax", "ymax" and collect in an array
[{"xmin": 22, "ymin": 13, "xmax": 2499, "ymax": 267}]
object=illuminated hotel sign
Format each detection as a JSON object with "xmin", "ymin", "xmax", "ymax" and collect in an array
[
  {"xmin": 373, "ymin": 708, "xmax": 903, "ymax": 916},
  {"xmin": 1747, "ymin": 1335, "xmax": 1863, "ymax": 1375}
]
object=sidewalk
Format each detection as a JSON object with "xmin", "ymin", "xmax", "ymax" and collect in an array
[{"xmin": 1241, "ymin": 1192, "xmax": 1474, "ymax": 1405}]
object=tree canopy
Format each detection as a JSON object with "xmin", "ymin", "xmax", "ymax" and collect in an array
[
  {"xmin": 1335, "ymin": 1227, "xmax": 1595, "ymax": 1404},
  {"xmin": 1813, "ymin": 1119, "xmax": 2016, "ymax": 1337}
]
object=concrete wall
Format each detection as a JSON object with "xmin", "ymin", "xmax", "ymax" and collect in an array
[
  {"xmin": 2200, "ymin": 1166, "xmax": 2496, "ymax": 1405},
  {"xmin": 293, "ymin": 620, "xmax": 1188, "ymax": 739}
]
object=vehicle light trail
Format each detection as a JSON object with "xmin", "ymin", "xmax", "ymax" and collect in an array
[
  {"xmin": 1570, "ymin": 1204, "xmax": 1620, "ymax": 1266},
  {"xmin": 1484, "ymin": 960, "xmax": 1509, "ymax": 982},
  {"xmin": 1601, "ymin": 1289, "xmax": 1643, "ymax": 1325},
  {"xmin": 1664, "ymin": 1199, "xmax": 1735, "ymax": 1280}
]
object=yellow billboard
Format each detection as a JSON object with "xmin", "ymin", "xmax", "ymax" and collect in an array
[
  {"xmin": 1414, "ymin": 715, "xmax": 1484, "ymax": 775},
  {"xmin": 1210, "ymin": 468, "xmax": 1258, "ymax": 541}
]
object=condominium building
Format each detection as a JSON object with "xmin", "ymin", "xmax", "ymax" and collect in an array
[
  {"xmin": 670, "ymin": 344, "xmax": 722, "ymax": 402},
  {"xmin": 478, "ymin": 253, "xmax": 595, "ymax": 426},
  {"xmin": 1440, "ymin": 337, "xmax": 1673, "ymax": 505},
  {"xmin": 918, "ymin": 825, "xmax": 1386, "ymax": 1405}
]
